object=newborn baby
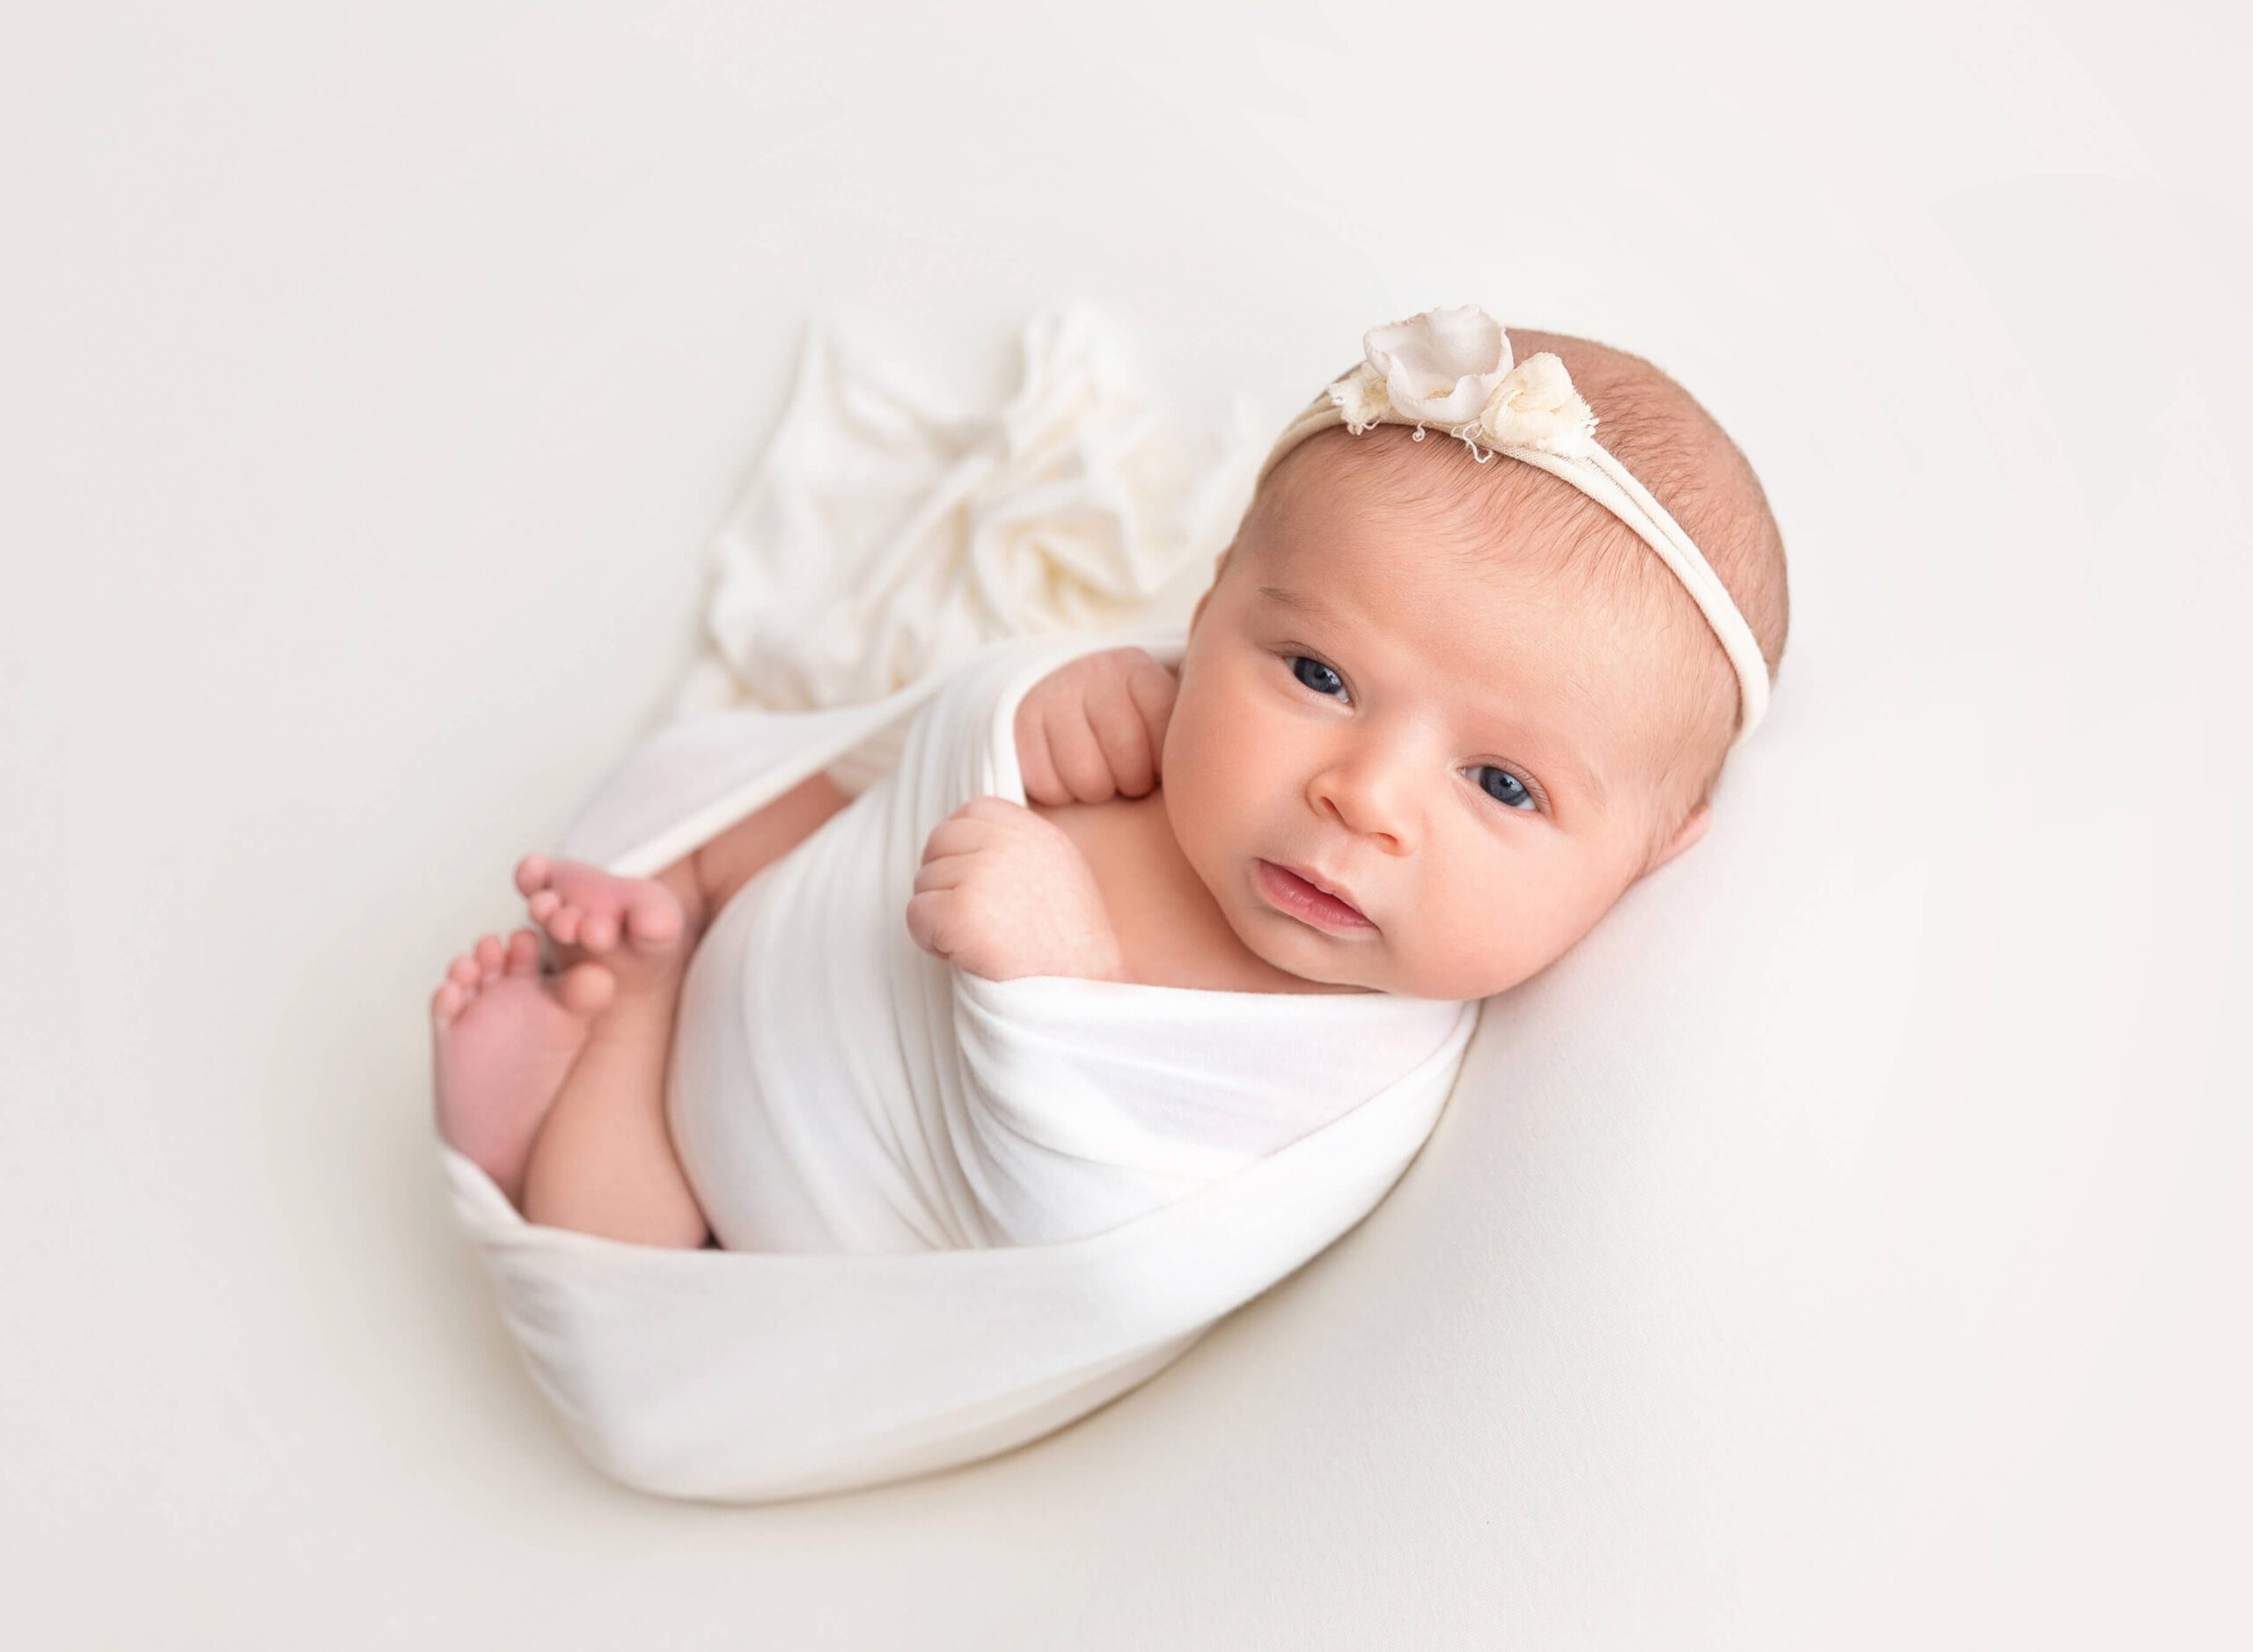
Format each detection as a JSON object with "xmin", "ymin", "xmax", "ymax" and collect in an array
[{"xmin": 431, "ymin": 312, "xmax": 1789, "ymax": 1258}]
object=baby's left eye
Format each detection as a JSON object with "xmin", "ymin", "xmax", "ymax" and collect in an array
[
  {"xmin": 1288, "ymin": 656, "xmax": 1347, "ymax": 698},
  {"xmin": 1472, "ymin": 766, "xmax": 1537, "ymax": 811}
]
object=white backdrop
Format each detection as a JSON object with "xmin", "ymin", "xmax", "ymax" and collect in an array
[{"xmin": 4, "ymin": 2, "xmax": 2247, "ymax": 1646}]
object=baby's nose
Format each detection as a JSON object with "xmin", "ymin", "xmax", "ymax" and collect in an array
[{"xmin": 1308, "ymin": 760, "xmax": 1418, "ymax": 854}]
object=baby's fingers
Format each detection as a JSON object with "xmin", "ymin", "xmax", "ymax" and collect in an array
[
  {"xmin": 1127, "ymin": 660, "xmax": 1178, "ymax": 780},
  {"xmin": 1085, "ymin": 679, "xmax": 1156, "ymax": 798},
  {"xmin": 1016, "ymin": 708, "xmax": 1069, "ymax": 806},
  {"xmin": 920, "ymin": 817, "xmax": 986, "ymax": 864},
  {"xmin": 912, "ymin": 855, "xmax": 971, "ymax": 894},
  {"xmin": 920, "ymin": 800, "xmax": 1023, "ymax": 863},
  {"xmin": 904, "ymin": 889, "xmax": 959, "ymax": 958},
  {"xmin": 1043, "ymin": 697, "xmax": 1114, "ymax": 804}
]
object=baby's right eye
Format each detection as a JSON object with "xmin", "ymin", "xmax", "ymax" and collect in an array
[{"xmin": 1288, "ymin": 656, "xmax": 1347, "ymax": 699}]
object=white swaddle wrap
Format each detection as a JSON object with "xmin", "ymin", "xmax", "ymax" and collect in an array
[
  {"xmin": 438, "ymin": 307, "xmax": 1481, "ymax": 1501},
  {"xmin": 441, "ymin": 626, "xmax": 1479, "ymax": 1502}
]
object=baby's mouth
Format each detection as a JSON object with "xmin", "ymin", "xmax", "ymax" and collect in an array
[{"xmin": 1255, "ymin": 860, "xmax": 1376, "ymax": 935}]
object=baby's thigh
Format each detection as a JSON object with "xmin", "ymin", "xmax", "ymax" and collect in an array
[{"xmin": 691, "ymin": 770, "xmax": 855, "ymax": 914}]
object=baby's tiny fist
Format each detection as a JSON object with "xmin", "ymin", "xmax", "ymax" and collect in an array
[{"xmin": 906, "ymin": 797, "xmax": 1128, "ymax": 983}]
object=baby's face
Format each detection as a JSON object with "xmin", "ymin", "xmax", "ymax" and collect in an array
[{"xmin": 1161, "ymin": 439, "xmax": 1708, "ymax": 1002}]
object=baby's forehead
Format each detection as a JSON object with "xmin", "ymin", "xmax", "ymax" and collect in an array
[
  {"xmin": 1267, "ymin": 425, "xmax": 1597, "ymax": 548},
  {"xmin": 1256, "ymin": 427, "xmax": 1635, "ymax": 605},
  {"xmin": 1250, "ymin": 430, "xmax": 1712, "ymax": 733}
]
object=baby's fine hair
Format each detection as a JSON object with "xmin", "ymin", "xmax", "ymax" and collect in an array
[{"xmin": 1253, "ymin": 329, "xmax": 1790, "ymax": 872}]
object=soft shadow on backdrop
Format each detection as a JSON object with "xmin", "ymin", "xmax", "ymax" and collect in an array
[{"xmin": 4, "ymin": 3, "xmax": 2245, "ymax": 1647}]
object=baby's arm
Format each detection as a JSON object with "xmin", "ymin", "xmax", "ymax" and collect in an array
[
  {"xmin": 517, "ymin": 770, "xmax": 855, "ymax": 1246},
  {"xmin": 905, "ymin": 649, "xmax": 1178, "ymax": 983}
]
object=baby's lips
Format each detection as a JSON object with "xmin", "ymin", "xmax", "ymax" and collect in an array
[
  {"xmin": 1265, "ymin": 858, "xmax": 1376, "ymax": 929},
  {"xmin": 1289, "ymin": 861, "xmax": 1367, "ymax": 918}
]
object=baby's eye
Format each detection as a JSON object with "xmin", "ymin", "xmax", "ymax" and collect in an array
[
  {"xmin": 1472, "ymin": 765, "xmax": 1538, "ymax": 812},
  {"xmin": 1288, "ymin": 656, "xmax": 1347, "ymax": 699}
]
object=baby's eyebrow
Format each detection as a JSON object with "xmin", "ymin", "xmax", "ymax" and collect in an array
[
  {"xmin": 1261, "ymin": 581, "xmax": 1611, "ymax": 816},
  {"xmin": 1259, "ymin": 584, "xmax": 1340, "ymax": 622},
  {"xmin": 1547, "ymin": 750, "xmax": 1609, "ymax": 815}
]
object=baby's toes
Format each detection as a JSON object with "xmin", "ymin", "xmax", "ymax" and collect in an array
[
  {"xmin": 473, "ymin": 933, "xmax": 506, "ymax": 977},
  {"xmin": 503, "ymin": 929, "xmax": 541, "ymax": 975},
  {"xmin": 436, "ymin": 936, "xmax": 494, "ymax": 1017},
  {"xmin": 527, "ymin": 890, "xmax": 585, "ymax": 949},
  {"xmin": 578, "ymin": 909, "xmax": 620, "ymax": 952},
  {"xmin": 555, "ymin": 960, "xmax": 616, "ymax": 1017},
  {"xmin": 513, "ymin": 853, "xmax": 553, "ymax": 899},
  {"xmin": 624, "ymin": 887, "xmax": 685, "ymax": 953}
]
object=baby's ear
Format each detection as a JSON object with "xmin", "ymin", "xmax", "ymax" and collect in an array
[
  {"xmin": 1188, "ymin": 548, "xmax": 1230, "ymax": 636},
  {"xmin": 1645, "ymin": 800, "xmax": 1711, "ymax": 876}
]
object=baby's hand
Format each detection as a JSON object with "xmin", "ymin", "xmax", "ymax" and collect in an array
[
  {"xmin": 906, "ymin": 797, "xmax": 1129, "ymax": 983},
  {"xmin": 1014, "ymin": 647, "xmax": 1178, "ymax": 806}
]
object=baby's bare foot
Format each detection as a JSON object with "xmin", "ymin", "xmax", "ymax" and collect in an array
[
  {"xmin": 430, "ymin": 928, "xmax": 613, "ymax": 1205},
  {"xmin": 513, "ymin": 853, "xmax": 692, "ymax": 993}
]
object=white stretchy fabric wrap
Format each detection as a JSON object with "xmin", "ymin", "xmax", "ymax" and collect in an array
[
  {"xmin": 440, "ymin": 625, "xmax": 1479, "ymax": 1502},
  {"xmin": 671, "ymin": 305, "xmax": 1262, "ymax": 738},
  {"xmin": 1256, "ymin": 339, "xmax": 1772, "ymax": 748}
]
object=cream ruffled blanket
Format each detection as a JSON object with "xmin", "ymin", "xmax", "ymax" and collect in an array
[{"xmin": 439, "ymin": 309, "xmax": 1482, "ymax": 1501}]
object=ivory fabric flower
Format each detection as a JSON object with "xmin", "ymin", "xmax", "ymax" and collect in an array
[
  {"xmin": 1362, "ymin": 305, "xmax": 1512, "ymax": 424},
  {"xmin": 1476, "ymin": 353, "xmax": 1599, "ymax": 456},
  {"xmin": 1325, "ymin": 363, "xmax": 1391, "ymax": 433}
]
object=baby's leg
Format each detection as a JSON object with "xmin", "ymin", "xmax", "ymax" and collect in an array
[
  {"xmin": 430, "ymin": 929, "xmax": 615, "ymax": 1206},
  {"xmin": 514, "ymin": 855, "xmax": 708, "ymax": 1245},
  {"xmin": 510, "ymin": 770, "xmax": 855, "ymax": 1247},
  {"xmin": 429, "ymin": 871, "xmax": 687, "ymax": 1217}
]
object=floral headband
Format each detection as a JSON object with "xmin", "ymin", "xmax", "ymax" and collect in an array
[{"xmin": 1255, "ymin": 305, "xmax": 1771, "ymax": 746}]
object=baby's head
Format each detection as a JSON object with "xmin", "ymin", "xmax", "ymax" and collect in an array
[{"xmin": 1160, "ymin": 319, "xmax": 1790, "ymax": 1002}]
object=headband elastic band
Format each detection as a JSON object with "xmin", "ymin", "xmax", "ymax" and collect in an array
[{"xmin": 1254, "ymin": 306, "xmax": 1770, "ymax": 747}]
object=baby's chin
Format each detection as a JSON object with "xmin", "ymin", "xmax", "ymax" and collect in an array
[
  {"xmin": 1236, "ymin": 907, "xmax": 1549, "ymax": 1001},
  {"xmin": 1221, "ymin": 899, "xmax": 1391, "ymax": 994}
]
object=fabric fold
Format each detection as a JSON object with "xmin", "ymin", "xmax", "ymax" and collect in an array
[{"xmin": 443, "ymin": 625, "xmax": 1479, "ymax": 1502}]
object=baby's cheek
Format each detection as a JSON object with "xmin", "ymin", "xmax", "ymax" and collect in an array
[
  {"xmin": 1157, "ymin": 743, "xmax": 1224, "ymax": 877},
  {"xmin": 1163, "ymin": 681, "xmax": 1222, "ymax": 760},
  {"xmin": 1405, "ymin": 877, "xmax": 1533, "ymax": 999},
  {"xmin": 1159, "ymin": 709, "xmax": 1227, "ymax": 826}
]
